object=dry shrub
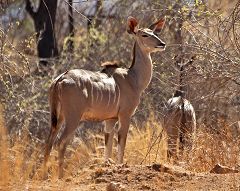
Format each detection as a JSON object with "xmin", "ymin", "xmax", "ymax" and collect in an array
[
  {"xmin": 183, "ymin": 124, "xmax": 240, "ymax": 172},
  {"xmin": 0, "ymin": 103, "xmax": 10, "ymax": 187},
  {"xmin": 125, "ymin": 113, "xmax": 168, "ymax": 165},
  {"xmin": 67, "ymin": 116, "xmax": 240, "ymax": 173},
  {"xmin": 0, "ymin": 108, "xmax": 239, "ymax": 189},
  {"xmin": 64, "ymin": 137, "xmax": 94, "ymax": 177},
  {"xmin": 0, "ymin": 103, "xmax": 40, "ymax": 188},
  {"xmin": 0, "ymin": 117, "xmax": 98, "ymax": 188},
  {"xmin": 125, "ymin": 114, "xmax": 239, "ymax": 173}
]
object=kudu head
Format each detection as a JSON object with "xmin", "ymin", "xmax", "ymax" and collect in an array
[
  {"xmin": 173, "ymin": 56, "xmax": 196, "ymax": 97},
  {"xmin": 174, "ymin": 55, "xmax": 196, "ymax": 72},
  {"xmin": 127, "ymin": 16, "xmax": 166, "ymax": 53}
]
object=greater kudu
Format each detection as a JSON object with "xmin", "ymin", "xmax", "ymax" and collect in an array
[
  {"xmin": 44, "ymin": 16, "xmax": 166, "ymax": 178},
  {"xmin": 163, "ymin": 57, "xmax": 196, "ymax": 160}
]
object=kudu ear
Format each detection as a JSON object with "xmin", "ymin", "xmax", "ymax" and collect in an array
[
  {"xmin": 127, "ymin": 16, "xmax": 138, "ymax": 34},
  {"xmin": 149, "ymin": 16, "xmax": 166, "ymax": 34}
]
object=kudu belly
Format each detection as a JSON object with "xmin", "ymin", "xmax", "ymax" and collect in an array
[{"xmin": 80, "ymin": 80, "xmax": 120, "ymax": 121}]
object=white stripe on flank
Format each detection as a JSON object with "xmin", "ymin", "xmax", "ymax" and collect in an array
[
  {"xmin": 90, "ymin": 81, "xmax": 94, "ymax": 105},
  {"xmin": 113, "ymin": 88, "xmax": 116, "ymax": 105},
  {"xmin": 116, "ymin": 84, "xmax": 120, "ymax": 107},
  {"xmin": 77, "ymin": 78, "xmax": 81, "ymax": 88},
  {"xmin": 99, "ymin": 86, "xmax": 103, "ymax": 102},
  {"xmin": 107, "ymin": 86, "xmax": 111, "ymax": 107},
  {"xmin": 95, "ymin": 87, "xmax": 99, "ymax": 103}
]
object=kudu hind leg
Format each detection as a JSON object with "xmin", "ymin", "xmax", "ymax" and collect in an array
[
  {"xmin": 117, "ymin": 116, "xmax": 130, "ymax": 164},
  {"xmin": 180, "ymin": 122, "xmax": 196, "ymax": 152},
  {"xmin": 58, "ymin": 117, "xmax": 80, "ymax": 178},
  {"xmin": 179, "ymin": 129, "xmax": 185, "ymax": 152},
  {"xmin": 44, "ymin": 116, "xmax": 63, "ymax": 176},
  {"xmin": 104, "ymin": 119, "xmax": 117, "ymax": 161},
  {"xmin": 166, "ymin": 125, "xmax": 178, "ymax": 160}
]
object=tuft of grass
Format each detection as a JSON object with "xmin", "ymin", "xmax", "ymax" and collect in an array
[
  {"xmin": 183, "ymin": 124, "xmax": 240, "ymax": 172},
  {"xmin": 125, "ymin": 115, "xmax": 168, "ymax": 165},
  {"xmin": 0, "ymin": 105, "xmax": 44, "ymax": 189}
]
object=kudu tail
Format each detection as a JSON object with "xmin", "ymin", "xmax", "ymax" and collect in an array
[{"xmin": 49, "ymin": 83, "xmax": 59, "ymax": 133}]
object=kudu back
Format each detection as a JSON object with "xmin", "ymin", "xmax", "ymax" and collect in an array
[
  {"xmin": 163, "ymin": 57, "xmax": 196, "ymax": 159},
  {"xmin": 44, "ymin": 16, "xmax": 166, "ymax": 178}
]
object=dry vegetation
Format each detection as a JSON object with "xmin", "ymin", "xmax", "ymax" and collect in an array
[
  {"xmin": 0, "ymin": 0, "xmax": 240, "ymax": 190},
  {"xmin": 1, "ymin": 110, "xmax": 240, "ymax": 190}
]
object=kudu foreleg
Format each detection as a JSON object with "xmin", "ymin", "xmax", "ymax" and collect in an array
[
  {"xmin": 104, "ymin": 119, "xmax": 117, "ymax": 161},
  {"xmin": 117, "ymin": 117, "xmax": 130, "ymax": 164}
]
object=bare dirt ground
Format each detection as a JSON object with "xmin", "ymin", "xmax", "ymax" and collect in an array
[{"xmin": 3, "ymin": 162, "xmax": 240, "ymax": 191}]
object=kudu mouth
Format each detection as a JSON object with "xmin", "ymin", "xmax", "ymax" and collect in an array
[{"xmin": 155, "ymin": 44, "xmax": 166, "ymax": 51}]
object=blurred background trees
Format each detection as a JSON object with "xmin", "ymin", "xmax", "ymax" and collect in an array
[
  {"xmin": 25, "ymin": 0, "xmax": 58, "ymax": 66},
  {"xmin": 0, "ymin": 0, "xmax": 239, "ymax": 142}
]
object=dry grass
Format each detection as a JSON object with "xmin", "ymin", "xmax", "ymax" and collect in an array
[
  {"xmin": 0, "ymin": 107, "xmax": 239, "ymax": 190},
  {"xmin": 125, "ymin": 114, "xmax": 168, "ymax": 165},
  {"xmin": 0, "ymin": 103, "xmax": 10, "ymax": 187},
  {"xmin": 183, "ymin": 124, "xmax": 240, "ymax": 172},
  {"xmin": 0, "ymin": 103, "xmax": 45, "ymax": 189}
]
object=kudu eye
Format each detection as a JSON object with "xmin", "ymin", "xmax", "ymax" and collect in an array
[{"xmin": 141, "ymin": 34, "xmax": 148, "ymax": 37}]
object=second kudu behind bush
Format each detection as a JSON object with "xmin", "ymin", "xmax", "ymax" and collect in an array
[
  {"xmin": 164, "ymin": 57, "xmax": 196, "ymax": 160},
  {"xmin": 44, "ymin": 16, "xmax": 167, "ymax": 178}
]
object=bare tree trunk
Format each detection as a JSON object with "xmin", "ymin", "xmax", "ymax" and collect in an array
[
  {"xmin": 87, "ymin": 0, "xmax": 103, "ymax": 30},
  {"xmin": 94, "ymin": 0, "xmax": 103, "ymax": 27},
  {"xmin": 66, "ymin": 0, "xmax": 74, "ymax": 53},
  {"xmin": 25, "ymin": 0, "xmax": 58, "ymax": 66},
  {"xmin": 169, "ymin": 0, "xmax": 188, "ymax": 98}
]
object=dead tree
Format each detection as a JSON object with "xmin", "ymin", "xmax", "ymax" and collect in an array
[
  {"xmin": 66, "ymin": 0, "xmax": 74, "ymax": 53},
  {"xmin": 25, "ymin": 0, "xmax": 58, "ymax": 65},
  {"xmin": 164, "ymin": 57, "xmax": 196, "ymax": 160}
]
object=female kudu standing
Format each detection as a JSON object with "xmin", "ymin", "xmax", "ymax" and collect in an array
[
  {"xmin": 44, "ymin": 16, "xmax": 167, "ymax": 178},
  {"xmin": 164, "ymin": 57, "xmax": 196, "ymax": 160}
]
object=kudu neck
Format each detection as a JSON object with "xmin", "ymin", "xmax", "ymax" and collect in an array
[
  {"xmin": 174, "ymin": 87, "xmax": 186, "ymax": 97},
  {"xmin": 174, "ymin": 66, "xmax": 187, "ymax": 98},
  {"xmin": 129, "ymin": 41, "xmax": 152, "ymax": 93}
]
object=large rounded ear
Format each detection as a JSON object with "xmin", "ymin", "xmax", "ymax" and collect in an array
[
  {"xmin": 149, "ymin": 16, "xmax": 166, "ymax": 34},
  {"xmin": 127, "ymin": 16, "xmax": 138, "ymax": 34}
]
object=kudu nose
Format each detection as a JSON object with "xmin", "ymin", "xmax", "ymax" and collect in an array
[{"xmin": 156, "ymin": 41, "xmax": 166, "ymax": 49}]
